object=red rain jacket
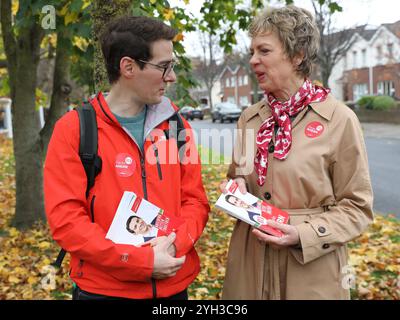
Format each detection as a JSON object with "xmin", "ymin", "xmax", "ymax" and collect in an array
[{"xmin": 44, "ymin": 93, "xmax": 210, "ymax": 299}]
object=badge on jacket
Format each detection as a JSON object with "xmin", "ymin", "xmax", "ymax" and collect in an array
[
  {"xmin": 305, "ymin": 121, "xmax": 324, "ymax": 138},
  {"xmin": 115, "ymin": 153, "xmax": 136, "ymax": 177}
]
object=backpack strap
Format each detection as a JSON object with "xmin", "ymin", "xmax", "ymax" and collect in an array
[
  {"xmin": 52, "ymin": 102, "xmax": 102, "ymax": 269},
  {"xmin": 76, "ymin": 103, "xmax": 102, "ymax": 198},
  {"xmin": 164, "ymin": 112, "xmax": 186, "ymax": 163}
]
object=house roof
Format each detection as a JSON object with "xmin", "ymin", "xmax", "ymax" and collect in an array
[
  {"xmin": 356, "ymin": 20, "xmax": 400, "ymax": 41},
  {"xmin": 358, "ymin": 28, "xmax": 376, "ymax": 41},
  {"xmin": 218, "ymin": 65, "xmax": 241, "ymax": 79},
  {"xmin": 383, "ymin": 20, "xmax": 400, "ymax": 38},
  {"xmin": 325, "ymin": 20, "xmax": 400, "ymax": 47}
]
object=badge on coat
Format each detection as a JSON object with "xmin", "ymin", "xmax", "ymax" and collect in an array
[
  {"xmin": 115, "ymin": 153, "xmax": 136, "ymax": 177},
  {"xmin": 305, "ymin": 121, "xmax": 324, "ymax": 138}
]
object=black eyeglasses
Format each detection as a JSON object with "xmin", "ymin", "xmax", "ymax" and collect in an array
[{"xmin": 137, "ymin": 59, "xmax": 177, "ymax": 79}]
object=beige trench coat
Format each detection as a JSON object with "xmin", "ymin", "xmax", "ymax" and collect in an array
[{"xmin": 222, "ymin": 94, "xmax": 373, "ymax": 300}]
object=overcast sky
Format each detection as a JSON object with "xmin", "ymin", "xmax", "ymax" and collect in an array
[{"xmin": 169, "ymin": 0, "xmax": 400, "ymax": 57}]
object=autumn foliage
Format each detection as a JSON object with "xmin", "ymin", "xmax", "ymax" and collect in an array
[{"xmin": 0, "ymin": 135, "xmax": 398, "ymax": 300}]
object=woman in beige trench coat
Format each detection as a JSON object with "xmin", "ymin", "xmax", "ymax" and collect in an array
[{"xmin": 220, "ymin": 5, "xmax": 373, "ymax": 300}]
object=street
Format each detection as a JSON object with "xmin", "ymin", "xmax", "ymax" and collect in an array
[{"xmin": 189, "ymin": 119, "xmax": 400, "ymax": 217}]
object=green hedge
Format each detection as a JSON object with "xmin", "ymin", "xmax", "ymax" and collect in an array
[
  {"xmin": 357, "ymin": 95, "xmax": 396, "ymax": 111},
  {"xmin": 357, "ymin": 96, "xmax": 375, "ymax": 109},
  {"xmin": 372, "ymin": 96, "xmax": 396, "ymax": 111}
]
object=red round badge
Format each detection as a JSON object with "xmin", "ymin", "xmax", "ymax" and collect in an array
[
  {"xmin": 305, "ymin": 121, "xmax": 324, "ymax": 138},
  {"xmin": 115, "ymin": 153, "xmax": 136, "ymax": 177}
]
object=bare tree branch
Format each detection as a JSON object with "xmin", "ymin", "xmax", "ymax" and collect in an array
[
  {"xmin": 311, "ymin": 0, "xmax": 359, "ymax": 86},
  {"xmin": 193, "ymin": 31, "xmax": 223, "ymax": 110}
]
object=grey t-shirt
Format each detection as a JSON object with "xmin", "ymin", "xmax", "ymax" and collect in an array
[{"xmin": 113, "ymin": 106, "xmax": 147, "ymax": 152}]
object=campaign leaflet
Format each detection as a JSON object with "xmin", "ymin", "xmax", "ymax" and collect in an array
[
  {"xmin": 215, "ymin": 180, "xmax": 289, "ymax": 237},
  {"xmin": 106, "ymin": 191, "xmax": 184, "ymax": 246}
]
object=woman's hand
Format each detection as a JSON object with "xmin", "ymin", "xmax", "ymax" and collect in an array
[
  {"xmin": 252, "ymin": 220, "xmax": 300, "ymax": 249},
  {"xmin": 220, "ymin": 177, "xmax": 247, "ymax": 194}
]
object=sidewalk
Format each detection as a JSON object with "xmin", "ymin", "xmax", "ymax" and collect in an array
[{"xmin": 361, "ymin": 122, "xmax": 400, "ymax": 140}]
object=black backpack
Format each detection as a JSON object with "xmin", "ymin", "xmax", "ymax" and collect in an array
[{"xmin": 52, "ymin": 102, "xmax": 186, "ymax": 268}]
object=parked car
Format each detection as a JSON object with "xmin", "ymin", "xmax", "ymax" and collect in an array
[
  {"xmin": 212, "ymin": 102, "xmax": 242, "ymax": 123},
  {"xmin": 190, "ymin": 108, "xmax": 204, "ymax": 120},
  {"xmin": 179, "ymin": 106, "xmax": 194, "ymax": 120},
  {"xmin": 179, "ymin": 106, "xmax": 204, "ymax": 120}
]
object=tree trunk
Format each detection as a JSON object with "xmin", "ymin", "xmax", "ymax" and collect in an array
[
  {"xmin": 11, "ymin": 28, "xmax": 45, "ymax": 229},
  {"xmin": 91, "ymin": 0, "xmax": 132, "ymax": 91},
  {"xmin": 321, "ymin": 64, "xmax": 332, "ymax": 88},
  {"xmin": 207, "ymin": 88, "xmax": 213, "ymax": 111},
  {"xmin": 40, "ymin": 31, "xmax": 72, "ymax": 157},
  {"xmin": 1, "ymin": 0, "xmax": 46, "ymax": 229},
  {"xmin": 251, "ymin": 74, "xmax": 260, "ymax": 104}
]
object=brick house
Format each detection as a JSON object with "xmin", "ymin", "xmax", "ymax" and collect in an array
[
  {"xmin": 329, "ymin": 20, "xmax": 400, "ymax": 102},
  {"xmin": 219, "ymin": 65, "xmax": 262, "ymax": 108}
]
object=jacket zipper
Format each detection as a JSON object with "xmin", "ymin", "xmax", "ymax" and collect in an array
[
  {"xmin": 154, "ymin": 147, "xmax": 163, "ymax": 180},
  {"xmin": 96, "ymin": 98, "xmax": 178, "ymax": 298},
  {"xmin": 140, "ymin": 156, "xmax": 148, "ymax": 199},
  {"xmin": 150, "ymin": 136, "xmax": 163, "ymax": 180},
  {"xmin": 120, "ymin": 118, "xmax": 165, "ymax": 298},
  {"xmin": 119, "ymin": 127, "xmax": 156, "ymax": 297},
  {"xmin": 139, "ymin": 154, "xmax": 157, "ymax": 298}
]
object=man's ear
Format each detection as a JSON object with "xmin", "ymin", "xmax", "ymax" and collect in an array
[{"xmin": 119, "ymin": 56, "xmax": 136, "ymax": 79}]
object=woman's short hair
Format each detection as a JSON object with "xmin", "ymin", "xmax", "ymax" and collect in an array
[{"xmin": 249, "ymin": 5, "xmax": 320, "ymax": 77}]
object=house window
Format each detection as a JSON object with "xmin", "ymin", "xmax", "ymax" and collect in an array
[
  {"xmin": 377, "ymin": 81, "xmax": 395, "ymax": 96},
  {"xmin": 226, "ymin": 78, "xmax": 229, "ymax": 87},
  {"xmin": 231, "ymin": 76, "xmax": 236, "ymax": 87},
  {"xmin": 376, "ymin": 46, "xmax": 382, "ymax": 62},
  {"xmin": 361, "ymin": 49, "xmax": 366, "ymax": 67},
  {"xmin": 387, "ymin": 43, "xmax": 393, "ymax": 59},
  {"xmin": 353, "ymin": 83, "xmax": 368, "ymax": 101},
  {"xmin": 243, "ymin": 75, "xmax": 248, "ymax": 85},
  {"xmin": 352, "ymin": 51, "xmax": 358, "ymax": 68},
  {"xmin": 238, "ymin": 76, "xmax": 243, "ymax": 86}
]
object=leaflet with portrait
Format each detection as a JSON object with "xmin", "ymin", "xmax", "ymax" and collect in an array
[
  {"xmin": 215, "ymin": 180, "xmax": 289, "ymax": 237},
  {"xmin": 106, "ymin": 191, "xmax": 184, "ymax": 246}
]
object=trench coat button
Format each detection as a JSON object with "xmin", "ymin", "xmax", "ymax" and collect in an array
[
  {"xmin": 322, "ymin": 244, "xmax": 330, "ymax": 249},
  {"xmin": 264, "ymin": 192, "xmax": 271, "ymax": 200},
  {"xmin": 268, "ymin": 145, "xmax": 275, "ymax": 153},
  {"xmin": 318, "ymin": 226, "xmax": 326, "ymax": 234}
]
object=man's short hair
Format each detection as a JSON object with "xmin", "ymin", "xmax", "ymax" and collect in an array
[
  {"xmin": 225, "ymin": 194, "xmax": 236, "ymax": 204},
  {"xmin": 100, "ymin": 16, "xmax": 177, "ymax": 84},
  {"xmin": 126, "ymin": 215, "xmax": 142, "ymax": 234}
]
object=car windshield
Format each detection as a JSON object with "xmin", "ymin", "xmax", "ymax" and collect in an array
[
  {"xmin": 219, "ymin": 103, "xmax": 240, "ymax": 110},
  {"xmin": 180, "ymin": 106, "xmax": 193, "ymax": 111}
]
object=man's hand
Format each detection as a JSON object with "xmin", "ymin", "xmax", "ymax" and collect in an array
[
  {"xmin": 151, "ymin": 233, "xmax": 185, "ymax": 279},
  {"xmin": 142, "ymin": 236, "xmax": 176, "ymax": 257},
  {"xmin": 252, "ymin": 220, "xmax": 300, "ymax": 250},
  {"xmin": 220, "ymin": 177, "xmax": 247, "ymax": 194}
]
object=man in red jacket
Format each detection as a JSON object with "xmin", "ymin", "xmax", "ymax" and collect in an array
[{"xmin": 44, "ymin": 15, "xmax": 210, "ymax": 300}]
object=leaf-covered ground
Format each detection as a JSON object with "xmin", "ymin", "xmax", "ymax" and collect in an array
[{"xmin": 0, "ymin": 135, "xmax": 399, "ymax": 300}]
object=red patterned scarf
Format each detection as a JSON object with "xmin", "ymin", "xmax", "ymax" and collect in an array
[{"xmin": 254, "ymin": 79, "xmax": 330, "ymax": 186}]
